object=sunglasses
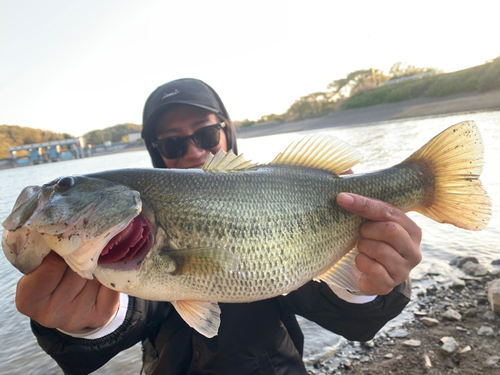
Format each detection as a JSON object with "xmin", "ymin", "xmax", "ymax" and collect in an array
[{"xmin": 152, "ymin": 122, "xmax": 226, "ymax": 159}]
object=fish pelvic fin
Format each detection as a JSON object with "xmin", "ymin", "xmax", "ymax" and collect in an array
[
  {"xmin": 270, "ymin": 134, "xmax": 363, "ymax": 174},
  {"xmin": 404, "ymin": 120, "xmax": 491, "ymax": 231},
  {"xmin": 315, "ymin": 247, "xmax": 364, "ymax": 295},
  {"xmin": 171, "ymin": 300, "xmax": 221, "ymax": 338}
]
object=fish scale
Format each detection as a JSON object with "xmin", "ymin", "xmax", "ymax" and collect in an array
[{"xmin": 88, "ymin": 165, "xmax": 413, "ymax": 302}]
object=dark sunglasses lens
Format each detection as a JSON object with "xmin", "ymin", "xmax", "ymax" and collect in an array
[
  {"xmin": 161, "ymin": 138, "xmax": 186, "ymax": 159},
  {"xmin": 156, "ymin": 124, "xmax": 222, "ymax": 159},
  {"xmin": 192, "ymin": 125, "xmax": 221, "ymax": 149}
]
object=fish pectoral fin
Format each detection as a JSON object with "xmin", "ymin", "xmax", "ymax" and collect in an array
[
  {"xmin": 270, "ymin": 134, "xmax": 363, "ymax": 175},
  {"xmin": 316, "ymin": 247, "xmax": 363, "ymax": 295},
  {"xmin": 161, "ymin": 247, "xmax": 238, "ymax": 276},
  {"xmin": 203, "ymin": 149, "xmax": 258, "ymax": 172},
  {"xmin": 171, "ymin": 300, "xmax": 221, "ymax": 338}
]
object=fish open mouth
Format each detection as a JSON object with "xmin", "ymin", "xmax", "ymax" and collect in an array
[{"xmin": 98, "ymin": 214, "xmax": 152, "ymax": 266}]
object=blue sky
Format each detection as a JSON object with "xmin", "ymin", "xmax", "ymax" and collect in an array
[{"xmin": 1, "ymin": 0, "xmax": 499, "ymax": 135}]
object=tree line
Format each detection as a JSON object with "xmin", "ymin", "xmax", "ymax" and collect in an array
[
  {"xmin": 236, "ymin": 56, "xmax": 500, "ymax": 127},
  {"xmin": 0, "ymin": 123, "xmax": 142, "ymax": 159}
]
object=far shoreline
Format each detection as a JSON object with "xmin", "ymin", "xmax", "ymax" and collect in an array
[{"xmin": 236, "ymin": 90, "xmax": 500, "ymax": 139}]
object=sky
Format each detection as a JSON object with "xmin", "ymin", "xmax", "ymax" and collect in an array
[{"xmin": 1, "ymin": 0, "xmax": 499, "ymax": 136}]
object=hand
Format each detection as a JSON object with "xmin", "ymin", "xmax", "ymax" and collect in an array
[
  {"xmin": 337, "ymin": 192, "xmax": 422, "ymax": 296},
  {"xmin": 16, "ymin": 251, "xmax": 120, "ymax": 332}
]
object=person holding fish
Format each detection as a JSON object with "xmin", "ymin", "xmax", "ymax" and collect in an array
[{"xmin": 13, "ymin": 78, "xmax": 469, "ymax": 375}]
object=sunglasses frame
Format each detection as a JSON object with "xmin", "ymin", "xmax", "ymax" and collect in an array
[{"xmin": 152, "ymin": 122, "xmax": 226, "ymax": 159}]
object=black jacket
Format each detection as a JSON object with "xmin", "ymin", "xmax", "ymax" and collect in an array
[{"xmin": 31, "ymin": 279, "xmax": 411, "ymax": 375}]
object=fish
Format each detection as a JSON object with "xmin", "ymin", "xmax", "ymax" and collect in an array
[{"xmin": 2, "ymin": 120, "xmax": 491, "ymax": 338}]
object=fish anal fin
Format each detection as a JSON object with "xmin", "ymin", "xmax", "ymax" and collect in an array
[
  {"xmin": 270, "ymin": 134, "xmax": 363, "ymax": 175},
  {"xmin": 172, "ymin": 300, "xmax": 221, "ymax": 338},
  {"xmin": 203, "ymin": 149, "xmax": 258, "ymax": 172},
  {"xmin": 317, "ymin": 248, "xmax": 363, "ymax": 295}
]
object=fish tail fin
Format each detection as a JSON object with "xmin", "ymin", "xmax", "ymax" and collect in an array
[{"xmin": 405, "ymin": 120, "xmax": 491, "ymax": 231}]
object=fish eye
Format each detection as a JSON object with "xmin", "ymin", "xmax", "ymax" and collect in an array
[{"xmin": 56, "ymin": 177, "xmax": 75, "ymax": 190}]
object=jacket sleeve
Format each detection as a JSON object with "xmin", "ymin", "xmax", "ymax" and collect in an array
[
  {"xmin": 278, "ymin": 278, "xmax": 411, "ymax": 342},
  {"xmin": 30, "ymin": 297, "xmax": 170, "ymax": 375}
]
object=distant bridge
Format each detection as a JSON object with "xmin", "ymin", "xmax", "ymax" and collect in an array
[{"xmin": 9, "ymin": 138, "xmax": 86, "ymax": 166}]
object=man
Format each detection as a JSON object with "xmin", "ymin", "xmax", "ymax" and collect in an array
[{"xmin": 17, "ymin": 78, "xmax": 421, "ymax": 374}]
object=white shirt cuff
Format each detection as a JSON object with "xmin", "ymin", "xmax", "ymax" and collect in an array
[
  {"xmin": 57, "ymin": 293, "xmax": 129, "ymax": 339},
  {"xmin": 329, "ymin": 284, "xmax": 377, "ymax": 304}
]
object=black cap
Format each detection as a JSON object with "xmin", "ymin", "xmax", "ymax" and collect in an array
[
  {"xmin": 141, "ymin": 78, "xmax": 238, "ymax": 169},
  {"xmin": 142, "ymin": 78, "xmax": 225, "ymax": 140}
]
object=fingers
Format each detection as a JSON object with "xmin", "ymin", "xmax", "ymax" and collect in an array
[
  {"xmin": 359, "ymin": 221, "xmax": 422, "ymax": 267},
  {"xmin": 337, "ymin": 192, "xmax": 423, "ymax": 295},
  {"xmin": 337, "ymin": 192, "xmax": 422, "ymax": 243},
  {"xmin": 355, "ymin": 253, "xmax": 395, "ymax": 295},
  {"xmin": 16, "ymin": 251, "xmax": 120, "ymax": 331},
  {"xmin": 16, "ymin": 252, "xmax": 68, "ymax": 315}
]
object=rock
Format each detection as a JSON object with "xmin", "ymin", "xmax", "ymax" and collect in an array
[
  {"xmin": 421, "ymin": 317, "xmax": 439, "ymax": 327},
  {"xmin": 492, "ymin": 259, "xmax": 500, "ymax": 266},
  {"xmin": 384, "ymin": 353, "xmax": 394, "ymax": 359},
  {"xmin": 474, "ymin": 264, "xmax": 489, "ymax": 276},
  {"xmin": 458, "ymin": 345, "xmax": 471, "ymax": 354},
  {"xmin": 484, "ymin": 310, "xmax": 498, "ymax": 321},
  {"xmin": 450, "ymin": 256, "xmax": 478, "ymax": 268},
  {"xmin": 462, "ymin": 261, "xmax": 488, "ymax": 276},
  {"xmin": 488, "ymin": 279, "xmax": 500, "ymax": 314},
  {"xmin": 423, "ymin": 353, "xmax": 432, "ymax": 368},
  {"xmin": 440, "ymin": 336, "xmax": 458, "ymax": 355},
  {"xmin": 388, "ymin": 329, "xmax": 409, "ymax": 338},
  {"xmin": 402, "ymin": 339, "xmax": 421, "ymax": 347},
  {"xmin": 413, "ymin": 310, "xmax": 427, "ymax": 316},
  {"xmin": 455, "ymin": 325, "xmax": 468, "ymax": 333},
  {"xmin": 441, "ymin": 308, "xmax": 462, "ymax": 321},
  {"xmin": 343, "ymin": 360, "xmax": 352, "ymax": 370},
  {"xmin": 426, "ymin": 285, "xmax": 438, "ymax": 295},
  {"xmin": 362, "ymin": 340, "xmax": 375, "ymax": 348},
  {"xmin": 486, "ymin": 356, "xmax": 500, "ymax": 366},
  {"xmin": 476, "ymin": 291, "xmax": 490, "ymax": 304},
  {"xmin": 464, "ymin": 307, "xmax": 478, "ymax": 317},
  {"xmin": 450, "ymin": 279, "xmax": 466, "ymax": 290},
  {"xmin": 477, "ymin": 326, "xmax": 495, "ymax": 336}
]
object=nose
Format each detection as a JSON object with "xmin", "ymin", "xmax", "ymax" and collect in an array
[{"xmin": 184, "ymin": 138, "xmax": 207, "ymax": 159}]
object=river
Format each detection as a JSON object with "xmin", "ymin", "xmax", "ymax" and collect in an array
[{"xmin": 1, "ymin": 111, "xmax": 499, "ymax": 374}]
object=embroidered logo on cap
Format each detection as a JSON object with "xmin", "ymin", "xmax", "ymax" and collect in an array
[{"xmin": 162, "ymin": 89, "xmax": 180, "ymax": 100}]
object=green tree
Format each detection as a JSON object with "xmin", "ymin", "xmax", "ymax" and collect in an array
[
  {"xmin": 327, "ymin": 69, "xmax": 387, "ymax": 99},
  {"xmin": 83, "ymin": 123, "xmax": 141, "ymax": 145},
  {"xmin": 284, "ymin": 91, "xmax": 335, "ymax": 122},
  {"xmin": 388, "ymin": 62, "xmax": 438, "ymax": 80}
]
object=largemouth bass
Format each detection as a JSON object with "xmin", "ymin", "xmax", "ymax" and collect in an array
[{"xmin": 2, "ymin": 121, "xmax": 491, "ymax": 337}]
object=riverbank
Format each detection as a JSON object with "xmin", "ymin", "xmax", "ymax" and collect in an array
[
  {"xmin": 237, "ymin": 90, "xmax": 500, "ymax": 139},
  {"xmin": 306, "ymin": 258, "xmax": 500, "ymax": 375}
]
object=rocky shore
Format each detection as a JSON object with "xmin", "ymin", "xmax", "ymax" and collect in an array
[{"xmin": 307, "ymin": 258, "xmax": 500, "ymax": 375}]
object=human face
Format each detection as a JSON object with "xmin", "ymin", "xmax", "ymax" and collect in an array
[{"xmin": 155, "ymin": 105, "xmax": 228, "ymax": 169}]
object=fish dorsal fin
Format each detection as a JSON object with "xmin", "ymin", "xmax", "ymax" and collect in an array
[
  {"xmin": 203, "ymin": 149, "xmax": 258, "ymax": 172},
  {"xmin": 171, "ymin": 300, "xmax": 221, "ymax": 338},
  {"xmin": 271, "ymin": 134, "xmax": 363, "ymax": 174}
]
